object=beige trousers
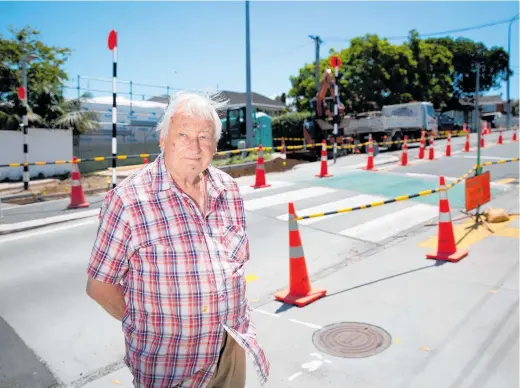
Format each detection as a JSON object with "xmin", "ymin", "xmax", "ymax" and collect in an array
[{"xmin": 209, "ymin": 331, "xmax": 246, "ymax": 388}]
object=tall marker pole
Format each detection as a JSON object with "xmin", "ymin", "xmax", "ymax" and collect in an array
[
  {"xmin": 18, "ymin": 85, "xmax": 29, "ymax": 190},
  {"xmin": 330, "ymin": 55, "xmax": 342, "ymax": 164},
  {"xmin": 108, "ymin": 30, "xmax": 118, "ymax": 188}
]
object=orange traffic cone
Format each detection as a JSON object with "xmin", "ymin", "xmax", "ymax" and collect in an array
[
  {"xmin": 463, "ymin": 124, "xmax": 471, "ymax": 152},
  {"xmin": 426, "ymin": 176, "xmax": 468, "ymax": 262},
  {"xmin": 274, "ymin": 202, "xmax": 327, "ymax": 307},
  {"xmin": 251, "ymin": 144, "xmax": 271, "ymax": 189},
  {"xmin": 362, "ymin": 134, "xmax": 377, "ymax": 171},
  {"xmin": 68, "ymin": 156, "xmax": 90, "ymax": 209},
  {"xmin": 281, "ymin": 137, "xmax": 287, "ymax": 167},
  {"xmin": 497, "ymin": 126, "xmax": 503, "ymax": 145},
  {"xmin": 512, "ymin": 126, "xmax": 517, "ymax": 142},
  {"xmin": 417, "ymin": 129, "xmax": 425, "ymax": 159},
  {"xmin": 315, "ymin": 140, "xmax": 333, "ymax": 178},
  {"xmin": 445, "ymin": 131, "xmax": 451, "ymax": 157},
  {"xmin": 428, "ymin": 133, "xmax": 435, "ymax": 160},
  {"xmin": 400, "ymin": 135, "xmax": 409, "ymax": 166},
  {"xmin": 480, "ymin": 130, "xmax": 486, "ymax": 148}
]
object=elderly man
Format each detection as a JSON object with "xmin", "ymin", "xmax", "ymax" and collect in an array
[{"xmin": 86, "ymin": 92, "xmax": 270, "ymax": 387}]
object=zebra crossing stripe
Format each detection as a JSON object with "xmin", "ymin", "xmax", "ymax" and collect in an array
[
  {"xmin": 339, "ymin": 203, "xmax": 438, "ymax": 243},
  {"xmin": 239, "ymin": 181, "xmax": 295, "ymax": 196},
  {"xmin": 243, "ymin": 187, "xmax": 335, "ymax": 211},
  {"xmin": 276, "ymin": 194, "xmax": 387, "ymax": 225}
]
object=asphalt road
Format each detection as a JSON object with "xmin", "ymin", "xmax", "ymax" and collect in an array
[{"xmin": 0, "ymin": 132, "xmax": 518, "ymax": 388}]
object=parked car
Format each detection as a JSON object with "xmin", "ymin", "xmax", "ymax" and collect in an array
[{"xmin": 437, "ymin": 113, "xmax": 461, "ymax": 132}]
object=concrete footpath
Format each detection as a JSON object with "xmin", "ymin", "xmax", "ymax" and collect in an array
[
  {"xmin": 79, "ymin": 189, "xmax": 519, "ymax": 388},
  {"xmin": 0, "ymin": 194, "xmax": 105, "ymax": 234}
]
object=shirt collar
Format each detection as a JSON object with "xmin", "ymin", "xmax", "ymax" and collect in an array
[{"xmin": 151, "ymin": 153, "xmax": 227, "ymax": 198}]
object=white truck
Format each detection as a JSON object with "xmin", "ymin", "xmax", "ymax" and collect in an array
[{"xmin": 344, "ymin": 101, "xmax": 438, "ymax": 151}]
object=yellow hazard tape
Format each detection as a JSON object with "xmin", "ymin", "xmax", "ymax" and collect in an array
[{"xmin": 294, "ymin": 158, "xmax": 519, "ymax": 221}]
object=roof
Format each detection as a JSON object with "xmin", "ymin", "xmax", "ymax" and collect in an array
[
  {"xmin": 459, "ymin": 94, "xmax": 504, "ymax": 106},
  {"xmin": 147, "ymin": 90, "xmax": 285, "ymax": 110},
  {"xmin": 84, "ymin": 95, "xmax": 167, "ymax": 109}
]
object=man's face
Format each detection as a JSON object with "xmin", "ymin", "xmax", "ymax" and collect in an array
[{"xmin": 162, "ymin": 111, "xmax": 216, "ymax": 178}]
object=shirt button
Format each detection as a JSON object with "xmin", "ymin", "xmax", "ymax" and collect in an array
[{"xmin": 203, "ymin": 305, "xmax": 208, "ymax": 313}]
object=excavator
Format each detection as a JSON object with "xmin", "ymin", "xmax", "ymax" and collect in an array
[{"xmin": 303, "ymin": 68, "xmax": 352, "ymax": 160}]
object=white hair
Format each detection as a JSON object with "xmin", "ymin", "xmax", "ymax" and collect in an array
[{"xmin": 156, "ymin": 90, "xmax": 229, "ymax": 142}]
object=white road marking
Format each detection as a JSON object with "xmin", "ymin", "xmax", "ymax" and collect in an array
[
  {"xmin": 288, "ymin": 319, "xmax": 323, "ymax": 329},
  {"xmin": 453, "ymin": 155, "xmax": 511, "ymax": 160},
  {"xmin": 253, "ymin": 309, "xmax": 324, "ymax": 332},
  {"xmin": 253, "ymin": 309, "xmax": 280, "ymax": 318},
  {"xmin": 276, "ymin": 194, "xmax": 387, "ymax": 225},
  {"xmin": 244, "ymin": 187, "xmax": 335, "ymax": 211},
  {"xmin": 405, "ymin": 173, "xmax": 460, "ymax": 181},
  {"xmin": 0, "ymin": 218, "xmax": 97, "ymax": 244},
  {"xmin": 339, "ymin": 203, "xmax": 438, "ymax": 243},
  {"xmin": 287, "ymin": 353, "xmax": 332, "ymax": 381},
  {"xmin": 288, "ymin": 372, "xmax": 303, "ymax": 381},
  {"xmin": 238, "ymin": 180, "xmax": 295, "ymax": 196},
  {"xmin": 404, "ymin": 172, "xmax": 507, "ymax": 187}
]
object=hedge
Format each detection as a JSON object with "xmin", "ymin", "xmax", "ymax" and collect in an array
[{"xmin": 272, "ymin": 111, "xmax": 312, "ymax": 140}]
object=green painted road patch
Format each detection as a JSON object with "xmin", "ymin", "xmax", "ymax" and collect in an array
[{"xmin": 307, "ymin": 170, "xmax": 505, "ymax": 209}]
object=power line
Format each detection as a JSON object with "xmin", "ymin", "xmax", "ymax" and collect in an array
[
  {"xmin": 323, "ymin": 14, "xmax": 519, "ymax": 43},
  {"xmin": 264, "ymin": 42, "xmax": 313, "ymax": 60}
]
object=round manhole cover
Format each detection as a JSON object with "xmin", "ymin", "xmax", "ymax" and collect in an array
[{"xmin": 313, "ymin": 322, "xmax": 392, "ymax": 358}]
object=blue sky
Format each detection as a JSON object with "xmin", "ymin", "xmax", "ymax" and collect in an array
[{"xmin": 1, "ymin": 1, "xmax": 519, "ymax": 103}]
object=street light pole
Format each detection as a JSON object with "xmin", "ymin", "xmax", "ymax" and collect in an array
[
  {"xmin": 245, "ymin": 0, "xmax": 254, "ymax": 149},
  {"xmin": 506, "ymin": 15, "xmax": 518, "ymax": 132}
]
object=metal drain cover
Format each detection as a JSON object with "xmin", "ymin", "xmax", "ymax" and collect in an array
[{"xmin": 313, "ymin": 322, "xmax": 392, "ymax": 358}]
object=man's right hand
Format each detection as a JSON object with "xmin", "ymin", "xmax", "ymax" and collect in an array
[{"xmin": 86, "ymin": 276, "xmax": 126, "ymax": 321}]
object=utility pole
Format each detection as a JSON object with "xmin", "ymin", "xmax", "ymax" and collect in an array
[
  {"xmin": 308, "ymin": 35, "xmax": 322, "ymax": 95},
  {"xmin": 245, "ymin": 0, "xmax": 254, "ymax": 148},
  {"xmin": 475, "ymin": 62, "xmax": 482, "ymax": 176},
  {"xmin": 506, "ymin": 15, "xmax": 518, "ymax": 132}
]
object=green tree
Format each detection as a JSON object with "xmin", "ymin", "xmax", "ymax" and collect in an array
[
  {"xmin": 0, "ymin": 25, "xmax": 100, "ymax": 134},
  {"xmin": 406, "ymin": 30, "xmax": 454, "ymax": 110},
  {"xmin": 425, "ymin": 36, "xmax": 510, "ymax": 108},
  {"xmin": 0, "ymin": 26, "xmax": 71, "ymax": 130},
  {"xmin": 287, "ymin": 62, "xmax": 321, "ymax": 113},
  {"xmin": 53, "ymin": 92, "xmax": 101, "ymax": 136},
  {"xmin": 339, "ymin": 34, "xmax": 419, "ymax": 112},
  {"xmin": 287, "ymin": 30, "xmax": 510, "ymax": 114},
  {"xmin": 288, "ymin": 32, "xmax": 454, "ymax": 114}
]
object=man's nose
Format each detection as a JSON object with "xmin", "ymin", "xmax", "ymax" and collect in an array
[{"xmin": 186, "ymin": 136, "xmax": 202, "ymax": 151}]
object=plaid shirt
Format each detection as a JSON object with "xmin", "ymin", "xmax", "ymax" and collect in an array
[{"xmin": 87, "ymin": 153, "xmax": 270, "ymax": 387}]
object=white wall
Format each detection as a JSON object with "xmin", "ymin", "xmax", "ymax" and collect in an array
[{"xmin": 0, "ymin": 128, "xmax": 73, "ymax": 181}]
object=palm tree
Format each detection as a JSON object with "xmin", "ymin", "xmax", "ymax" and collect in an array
[
  {"xmin": 0, "ymin": 100, "xmax": 44, "ymax": 131},
  {"xmin": 52, "ymin": 92, "xmax": 101, "ymax": 136}
]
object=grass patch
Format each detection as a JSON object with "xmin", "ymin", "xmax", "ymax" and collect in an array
[{"xmin": 213, "ymin": 150, "xmax": 273, "ymax": 166}]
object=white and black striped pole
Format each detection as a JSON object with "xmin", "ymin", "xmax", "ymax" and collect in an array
[
  {"xmin": 108, "ymin": 30, "xmax": 118, "ymax": 189},
  {"xmin": 330, "ymin": 55, "xmax": 342, "ymax": 163},
  {"xmin": 18, "ymin": 86, "xmax": 29, "ymax": 190}
]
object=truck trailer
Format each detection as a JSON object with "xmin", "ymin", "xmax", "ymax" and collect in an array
[
  {"xmin": 344, "ymin": 101, "xmax": 438, "ymax": 151},
  {"xmin": 302, "ymin": 65, "xmax": 438, "ymax": 159}
]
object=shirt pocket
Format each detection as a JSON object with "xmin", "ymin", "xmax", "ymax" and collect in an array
[{"xmin": 218, "ymin": 224, "xmax": 248, "ymax": 266}]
